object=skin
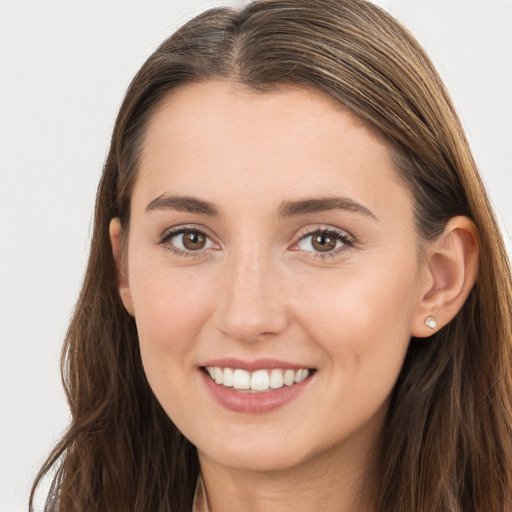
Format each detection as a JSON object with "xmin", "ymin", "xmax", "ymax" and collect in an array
[{"xmin": 110, "ymin": 81, "xmax": 479, "ymax": 511}]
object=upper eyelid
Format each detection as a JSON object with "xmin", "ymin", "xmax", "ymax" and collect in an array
[
  {"xmin": 295, "ymin": 225, "xmax": 356, "ymax": 243},
  {"xmin": 159, "ymin": 224, "xmax": 214, "ymax": 242}
]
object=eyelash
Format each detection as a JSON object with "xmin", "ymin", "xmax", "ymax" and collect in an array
[
  {"xmin": 159, "ymin": 225, "xmax": 215, "ymax": 257},
  {"xmin": 158, "ymin": 225, "xmax": 356, "ymax": 259},
  {"xmin": 295, "ymin": 227, "xmax": 355, "ymax": 259}
]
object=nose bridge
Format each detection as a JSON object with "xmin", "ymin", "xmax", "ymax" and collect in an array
[{"xmin": 214, "ymin": 241, "xmax": 288, "ymax": 342}]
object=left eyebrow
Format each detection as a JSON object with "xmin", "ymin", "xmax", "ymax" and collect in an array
[
  {"xmin": 145, "ymin": 194, "xmax": 219, "ymax": 216},
  {"xmin": 278, "ymin": 196, "xmax": 378, "ymax": 220}
]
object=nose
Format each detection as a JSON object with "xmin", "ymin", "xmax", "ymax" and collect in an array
[{"xmin": 213, "ymin": 248, "xmax": 289, "ymax": 343}]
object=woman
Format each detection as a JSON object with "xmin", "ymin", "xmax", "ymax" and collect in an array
[{"xmin": 30, "ymin": 0, "xmax": 512, "ymax": 511}]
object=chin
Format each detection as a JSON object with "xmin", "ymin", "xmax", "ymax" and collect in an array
[
  {"xmin": 200, "ymin": 444, "xmax": 308, "ymax": 473},
  {"xmin": 192, "ymin": 424, "xmax": 322, "ymax": 474}
]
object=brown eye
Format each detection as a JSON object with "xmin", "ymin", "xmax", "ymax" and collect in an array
[
  {"xmin": 297, "ymin": 228, "xmax": 352, "ymax": 255},
  {"xmin": 311, "ymin": 233, "xmax": 337, "ymax": 252},
  {"xmin": 162, "ymin": 228, "xmax": 214, "ymax": 254},
  {"xmin": 182, "ymin": 230, "xmax": 207, "ymax": 250}
]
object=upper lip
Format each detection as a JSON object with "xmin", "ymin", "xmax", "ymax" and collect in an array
[{"xmin": 200, "ymin": 358, "xmax": 313, "ymax": 372}]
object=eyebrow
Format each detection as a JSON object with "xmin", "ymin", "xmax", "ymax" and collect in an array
[
  {"xmin": 146, "ymin": 194, "xmax": 219, "ymax": 216},
  {"xmin": 145, "ymin": 194, "xmax": 377, "ymax": 221},
  {"xmin": 279, "ymin": 196, "xmax": 378, "ymax": 220}
]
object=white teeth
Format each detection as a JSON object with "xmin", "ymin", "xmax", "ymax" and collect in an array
[
  {"xmin": 233, "ymin": 369, "xmax": 250, "ymax": 390},
  {"xmin": 223, "ymin": 367, "xmax": 233, "ymax": 387},
  {"xmin": 294, "ymin": 369, "xmax": 309, "ymax": 383},
  {"xmin": 251, "ymin": 370, "xmax": 270, "ymax": 391},
  {"xmin": 205, "ymin": 366, "xmax": 311, "ymax": 392},
  {"xmin": 283, "ymin": 369, "xmax": 295, "ymax": 386},
  {"xmin": 269, "ymin": 369, "xmax": 284, "ymax": 389}
]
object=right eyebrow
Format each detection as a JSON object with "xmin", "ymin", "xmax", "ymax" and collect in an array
[{"xmin": 145, "ymin": 194, "xmax": 219, "ymax": 216}]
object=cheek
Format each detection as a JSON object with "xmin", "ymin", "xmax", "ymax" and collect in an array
[
  {"xmin": 129, "ymin": 264, "xmax": 218, "ymax": 426},
  {"xmin": 295, "ymin": 257, "xmax": 419, "ymax": 370},
  {"xmin": 128, "ymin": 258, "xmax": 216, "ymax": 370}
]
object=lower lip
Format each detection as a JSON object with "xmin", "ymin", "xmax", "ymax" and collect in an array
[{"xmin": 201, "ymin": 371, "xmax": 312, "ymax": 414}]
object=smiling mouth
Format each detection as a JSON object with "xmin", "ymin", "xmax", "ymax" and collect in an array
[{"xmin": 202, "ymin": 366, "xmax": 314, "ymax": 393}]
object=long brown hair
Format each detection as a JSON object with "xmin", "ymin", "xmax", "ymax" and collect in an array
[{"xmin": 31, "ymin": 1, "xmax": 512, "ymax": 510}]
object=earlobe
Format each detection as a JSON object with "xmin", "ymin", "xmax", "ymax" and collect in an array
[
  {"xmin": 411, "ymin": 216, "xmax": 479, "ymax": 338},
  {"xmin": 109, "ymin": 218, "xmax": 135, "ymax": 316}
]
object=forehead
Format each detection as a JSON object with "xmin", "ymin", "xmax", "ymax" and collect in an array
[
  {"xmin": 142, "ymin": 81, "xmax": 371, "ymax": 155},
  {"xmin": 133, "ymin": 80, "xmax": 411, "ymax": 221}
]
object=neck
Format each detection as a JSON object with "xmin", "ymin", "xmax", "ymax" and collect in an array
[{"xmin": 198, "ymin": 435, "xmax": 382, "ymax": 512}]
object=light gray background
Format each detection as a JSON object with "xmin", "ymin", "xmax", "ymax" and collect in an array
[{"xmin": 1, "ymin": 1, "xmax": 510, "ymax": 510}]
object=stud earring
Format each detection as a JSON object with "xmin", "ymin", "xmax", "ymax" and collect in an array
[{"xmin": 424, "ymin": 316, "xmax": 437, "ymax": 329}]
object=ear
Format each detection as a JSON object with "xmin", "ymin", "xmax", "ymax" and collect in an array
[
  {"xmin": 411, "ymin": 216, "xmax": 479, "ymax": 338},
  {"xmin": 109, "ymin": 218, "xmax": 135, "ymax": 316}
]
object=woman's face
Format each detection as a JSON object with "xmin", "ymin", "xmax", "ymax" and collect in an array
[{"xmin": 118, "ymin": 81, "xmax": 429, "ymax": 474}]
